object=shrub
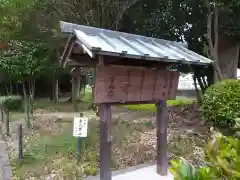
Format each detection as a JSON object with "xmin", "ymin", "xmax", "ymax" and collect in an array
[
  {"xmin": 205, "ymin": 132, "xmax": 240, "ymax": 178},
  {"xmin": 171, "ymin": 132, "xmax": 240, "ymax": 179},
  {"xmin": 0, "ymin": 96, "xmax": 23, "ymax": 111},
  {"xmin": 170, "ymin": 158, "xmax": 211, "ymax": 180},
  {"xmin": 201, "ymin": 79, "xmax": 240, "ymax": 128}
]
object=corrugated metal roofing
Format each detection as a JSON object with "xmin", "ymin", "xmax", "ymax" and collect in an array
[{"xmin": 60, "ymin": 21, "xmax": 212, "ymax": 65}]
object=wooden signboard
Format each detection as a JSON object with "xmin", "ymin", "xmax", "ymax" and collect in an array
[{"xmin": 94, "ymin": 65, "xmax": 180, "ymax": 104}]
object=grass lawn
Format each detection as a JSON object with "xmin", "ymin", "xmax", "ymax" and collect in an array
[
  {"xmin": 9, "ymin": 93, "xmax": 204, "ymax": 180},
  {"xmin": 34, "ymin": 90, "xmax": 93, "ymax": 112},
  {"xmin": 9, "ymin": 90, "xmax": 93, "ymax": 121},
  {"xmin": 10, "ymin": 96, "xmax": 209, "ymax": 180},
  {"xmin": 11, "ymin": 114, "xmax": 157, "ymax": 180},
  {"xmin": 125, "ymin": 96, "xmax": 195, "ymax": 112}
]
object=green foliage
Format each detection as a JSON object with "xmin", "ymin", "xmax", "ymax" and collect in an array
[
  {"xmin": 0, "ymin": 0, "xmax": 35, "ymax": 40},
  {"xmin": 0, "ymin": 41, "xmax": 50, "ymax": 82},
  {"xmin": 201, "ymin": 79, "xmax": 240, "ymax": 128},
  {"xmin": 0, "ymin": 96, "xmax": 22, "ymax": 111},
  {"xmin": 12, "ymin": 120, "xmax": 99, "ymax": 178},
  {"xmin": 205, "ymin": 133, "xmax": 240, "ymax": 178},
  {"xmin": 170, "ymin": 158, "xmax": 211, "ymax": 180},
  {"xmin": 126, "ymin": 98, "xmax": 195, "ymax": 112},
  {"xmin": 171, "ymin": 132, "xmax": 240, "ymax": 179}
]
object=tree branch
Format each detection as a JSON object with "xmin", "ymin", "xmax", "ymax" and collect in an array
[
  {"xmin": 204, "ymin": 0, "xmax": 214, "ymax": 59},
  {"xmin": 214, "ymin": 5, "xmax": 219, "ymax": 62}
]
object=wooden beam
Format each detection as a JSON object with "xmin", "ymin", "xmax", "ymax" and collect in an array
[
  {"xmin": 72, "ymin": 44, "xmax": 84, "ymax": 54},
  {"xmin": 69, "ymin": 54, "xmax": 172, "ymax": 68},
  {"xmin": 71, "ymin": 76, "xmax": 78, "ymax": 112},
  {"xmin": 67, "ymin": 59, "xmax": 96, "ymax": 67},
  {"xmin": 61, "ymin": 35, "xmax": 76, "ymax": 66},
  {"xmin": 156, "ymin": 100, "xmax": 168, "ymax": 176},
  {"xmin": 63, "ymin": 42, "xmax": 75, "ymax": 68},
  {"xmin": 99, "ymin": 103, "xmax": 112, "ymax": 180}
]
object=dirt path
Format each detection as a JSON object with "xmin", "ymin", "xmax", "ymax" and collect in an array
[
  {"xmin": 0, "ymin": 128, "xmax": 12, "ymax": 180},
  {"xmin": 0, "ymin": 140, "xmax": 12, "ymax": 180}
]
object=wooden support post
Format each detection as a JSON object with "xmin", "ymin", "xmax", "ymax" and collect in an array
[
  {"xmin": 18, "ymin": 124, "xmax": 23, "ymax": 165},
  {"xmin": 156, "ymin": 100, "xmax": 168, "ymax": 176},
  {"xmin": 0, "ymin": 105, "xmax": 4, "ymax": 122},
  {"xmin": 5, "ymin": 109, "xmax": 9, "ymax": 137},
  {"xmin": 72, "ymin": 76, "xmax": 78, "ymax": 112},
  {"xmin": 76, "ymin": 75, "xmax": 81, "ymax": 99},
  {"xmin": 99, "ymin": 103, "xmax": 112, "ymax": 180}
]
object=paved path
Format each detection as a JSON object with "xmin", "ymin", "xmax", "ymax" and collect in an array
[{"xmin": 86, "ymin": 163, "xmax": 173, "ymax": 180}]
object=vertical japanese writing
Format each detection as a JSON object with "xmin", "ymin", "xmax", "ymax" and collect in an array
[
  {"xmin": 78, "ymin": 119, "xmax": 83, "ymax": 136},
  {"xmin": 108, "ymin": 75, "xmax": 116, "ymax": 97},
  {"xmin": 152, "ymin": 69, "xmax": 158, "ymax": 100},
  {"xmin": 126, "ymin": 68, "xmax": 131, "ymax": 100},
  {"xmin": 140, "ymin": 69, "xmax": 145, "ymax": 100}
]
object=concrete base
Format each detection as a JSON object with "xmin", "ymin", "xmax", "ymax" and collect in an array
[
  {"xmin": 86, "ymin": 164, "xmax": 174, "ymax": 180},
  {"xmin": 112, "ymin": 165, "xmax": 173, "ymax": 180}
]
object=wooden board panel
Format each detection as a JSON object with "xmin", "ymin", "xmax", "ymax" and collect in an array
[
  {"xmin": 127, "ymin": 68, "xmax": 142, "ymax": 102},
  {"xmin": 153, "ymin": 70, "xmax": 166, "ymax": 100},
  {"xmin": 167, "ymin": 71, "xmax": 180, "ymax": 99},
  {"xmin": 94, "ymin": 66, "xmax": 179, "ymax": 104},
  {"xmin": 140, "ymin": 69, "xmax": 155, "ymax": 101},
  {"xmin": 94, "ymin": 66, "xmax": 128, "ymax": 103}
]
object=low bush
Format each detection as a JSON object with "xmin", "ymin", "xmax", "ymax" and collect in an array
[
  {"xmin": 171, "ymin": 132, "xmax": 240, "ymax": 179},
  {"xmin": 201, "ymin": 79, "xmax": 240, "ymax": 128},
  {"xmin": 170, "ymin": 158, "xmax": 210, "ymax": 179},
  {"xmin": 0, "ymin": 95, "xmax": 23, "ymax": 111}
]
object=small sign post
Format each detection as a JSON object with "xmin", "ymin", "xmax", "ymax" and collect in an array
[{"xmin": 73, "ymin": 113, "xmax": 88, "ymax": 162}]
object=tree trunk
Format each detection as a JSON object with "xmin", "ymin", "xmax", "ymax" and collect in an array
[
  {"xmin": 5, "ymin": 84, "xmax": 9, "ymax": 95},
  {"xmin": 9, "ymin": 80, "xmax": 13, "ymax": 95},
  {"xmin": 27, "ymin": 79, "xmax": 35, "ymax": 123},
  {"xmin": 218, "ymin": 43, "xmax": 239, "ymax": 78},
  {"xmin": 16, "ymin": 83, "xmax": 19, "ymax": 95},
  {"xmin": 28, "ymin": 79, "xmax": 35, "ymax": 99},
  {"xmin": 23, "ymin": 82, "xmax": 30, "ymax": 128},
  {"xmin": 52, "ymin": 71, "xmax": 59, "ymax": 103},
  {"xmin": 204, "ymin": 0, "xmax": 223, "ymax": 82}
]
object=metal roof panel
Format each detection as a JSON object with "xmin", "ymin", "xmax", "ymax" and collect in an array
[{"xmin": 60, "ymin": 21, "xmax": 212, "ymax": 65}]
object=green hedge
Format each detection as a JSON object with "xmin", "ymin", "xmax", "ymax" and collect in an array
[
  {"xmin": 0, "ymin": 96, "xmax": 23, "ymax": 111},
  {"xmin": 201, "ymin": 79, "xmax": 240, "ymax": 128}
]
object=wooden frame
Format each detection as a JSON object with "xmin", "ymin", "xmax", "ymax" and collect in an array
[
  {"xmin": 94, "ymin": 56, "xmax": 175, "ymax": 179},
  {"xmin": 68, "ymin": 54, "xmax": 179, "ymax": 180},
  {"xmin": 59, "ymin": 20, "xmax": 214, "ymax": 179}
]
